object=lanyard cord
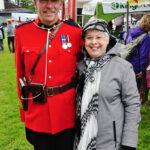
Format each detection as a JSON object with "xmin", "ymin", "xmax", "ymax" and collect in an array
[
  {"xmin": 44, "ymin": 29, "xmax": 50, "ymax": 85},
  {"xmin": 21, "ymin": 93, "xmax": 42, "ymax": 100}
]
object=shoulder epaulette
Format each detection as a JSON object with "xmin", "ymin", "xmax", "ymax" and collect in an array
[
  {"xmin": 63, "ymin": 19, "xmax": 80, "ymax": 28},
  {"xmin": 15, "ymin": 20, "xmax": 34, "ymax": 28}
]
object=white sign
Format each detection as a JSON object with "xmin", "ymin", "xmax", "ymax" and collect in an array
[
  {"xmin": 0, "ymin": 0, "xmax": 5, "ymax": 10},
  {"xmin": 82, "ymin": 3, "xmax": 97, "ymax": 15},
  {"xmin": 102, "ymin": 0, "xmax": 150, "ymax": 14},
  {"xmin": 11, "ymin": 13, "xmax": 38, "ymax": 25},
  {"xmin": 82, "ymin": 0, "xmax": 103, "ymax": 15}
]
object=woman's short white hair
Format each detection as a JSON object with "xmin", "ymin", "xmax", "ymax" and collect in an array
[{"xmin": 104, "ymin": 32, "xmax": 110, "ymax": 39}]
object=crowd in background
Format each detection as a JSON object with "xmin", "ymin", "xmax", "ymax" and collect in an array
[
  {"xmin": 0, "ymin": 23, "xmax": 5, "ymax": 51},
  {"xmin": 116, "ymin": 15, "xmax": 150, "ymax": 106},
  {"xmin": 0, "ymin": 20, "xmax": 15, "ymax": 53}
]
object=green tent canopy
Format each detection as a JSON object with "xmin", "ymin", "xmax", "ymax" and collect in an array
[
  {"xmin": 95, "ymin": 3, "xmax": 124, "ymax": 23},
  {"xmin": 82, "ymin": 3, "xmax": 124, "ymax": 25}
]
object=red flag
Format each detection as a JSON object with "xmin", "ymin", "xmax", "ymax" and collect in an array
[
  {"xmin": 68, "ymin": 0, "xmax": 72, "ymax": 18},
  {"xmin": 62, "ymin": 2, "xmax": 65, "ymax": 19},
  {"xmin": 72, "ymin": 0, "xmax": 76, "ymax": 20}
]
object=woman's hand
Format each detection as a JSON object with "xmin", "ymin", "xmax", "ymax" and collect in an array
[{"xmin": 136, "ymin": 72, "xmax": 143, "ymax": 79}]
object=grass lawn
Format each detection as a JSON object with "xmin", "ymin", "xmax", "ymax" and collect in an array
[
  {"xmin": 138, "ymin": 106, "xmax": 150, "ymax": 150},
  {"xmin": 0, "ymin": 36, "xmax": 33, "ymax": 150},
  {"xmin": 0, "ymin": 33, "xmax": 150, "ymax": 150}
]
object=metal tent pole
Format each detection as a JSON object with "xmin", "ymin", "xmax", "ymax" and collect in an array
[{"xmin": 126, "ymin": 1, "xmax": 129, "ymax": 33}]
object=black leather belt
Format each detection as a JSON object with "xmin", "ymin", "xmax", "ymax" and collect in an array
[{"xmin": 46, "ymin": 82, "xmax": 74, "ymax": 97}]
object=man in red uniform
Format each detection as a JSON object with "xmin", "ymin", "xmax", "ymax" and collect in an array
[{"xmin": 15, "ymin": 0, "xmax": 82, "ymax": 149}]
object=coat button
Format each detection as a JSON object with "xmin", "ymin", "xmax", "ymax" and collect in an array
[
  {"xmin": 49, "ymin": 45, "xmax": 52, "ymax": 48},
  {"xmin": 48, "ymin": 76, "xmax": 52, "ymax": 79},
  {"xmin": 49, "ymin": 60, "xmax": 52, "ymax": 63},
  {"xmin": 90, "ymin": 76, "xmax": 95, "ymax": 82}
]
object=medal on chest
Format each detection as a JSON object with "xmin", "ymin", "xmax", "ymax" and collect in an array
[
  {"xmin": 61, "ymin": 35, "xmax": 72, "ymax": 50},
  {"xmin": 66, "ymin": 35, "xmax": 72, "ymax": 48},
  {"xmin": 61, "ymin": 35, "xmax": 68, "ymax": 49}
]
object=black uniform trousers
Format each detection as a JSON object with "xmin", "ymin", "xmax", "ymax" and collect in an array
[{"xmin": 26, "ymin": 127, "xmax": 75, "ymax": 150}]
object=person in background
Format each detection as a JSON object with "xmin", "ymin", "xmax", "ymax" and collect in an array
[
  {"xmin": 146, "ymin": 52, "xmax": 150, "ymax": 105},
  {"xmin": 118, "ymin": 25, "xmax": 126, "ymax": 44},
  {"xmin": 113, "ymin": 25, "xmax": 122, "ymax": 43},
  {"xmin": 0, "ymin": 23, "xmax": 5, "ymax": 51},
  {"xmin": 125, "ymin": 15, "xmax": 150, "ymax": 93},
  {"xmin": 15, "ymin": 0, "xmax": 82, "ymax": 150},
  {"xmin": 6, "ymin": 20, "xmax": 15, "ymax": 53},
  {"xmin": 74, "ymin": 17, "xmax": 141, "ymax": 150}
]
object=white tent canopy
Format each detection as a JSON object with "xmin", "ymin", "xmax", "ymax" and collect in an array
[{"xmin": 0, "ymin": 0, "xmax": 5, "ymax": 10}]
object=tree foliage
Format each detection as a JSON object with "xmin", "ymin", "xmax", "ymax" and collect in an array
[{"xmin": 20, "ymin": 0, "xmax": 35, "ymax": 12}]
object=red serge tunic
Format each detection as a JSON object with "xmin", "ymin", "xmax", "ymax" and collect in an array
[{"xmin": 15, "ymin": 18, "xmax": 82, "ymax": 134}]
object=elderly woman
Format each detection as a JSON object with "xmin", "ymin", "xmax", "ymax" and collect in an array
[{"xmin": 74, "ymin": 18, "xmax": 141, "ymax": 150}]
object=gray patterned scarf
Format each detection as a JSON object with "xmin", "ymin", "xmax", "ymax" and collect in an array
[{"xmin": 74, "ymin": 53, "xmax": 112, "ymax": 150}]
